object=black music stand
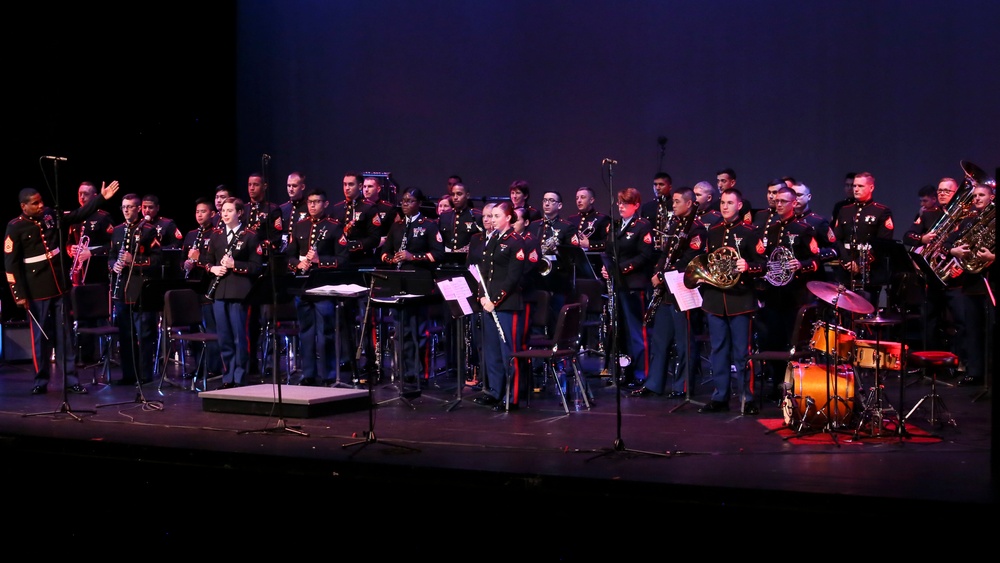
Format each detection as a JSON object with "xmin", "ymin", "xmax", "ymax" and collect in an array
[
  {"xmin": 342, "ymin": 268, "xmax": 420, "ymax": 456},
  {"xmin": 433, "ymin": 270, "xmax": 479, "ymax": 411},
  {"xmin": 293, "ymin": 268, "xmax": 367, "ymax": 388},
  {"xmin": 368, "ymin": 268, "xmax": 439, "ymax": 408}
]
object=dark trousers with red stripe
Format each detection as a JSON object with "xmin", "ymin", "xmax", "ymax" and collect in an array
[{"xmin": 482, "ymin": 310, "xmax": 519, "ymax": 403}]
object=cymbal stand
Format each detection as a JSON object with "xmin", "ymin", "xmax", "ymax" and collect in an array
[
  {"xmin": 24, "ymin": 297, "xmax": 97, "ymax": 421},
  {"xmin": 852, "ymin": 317, "xmax": 899, "ymax": 440}
]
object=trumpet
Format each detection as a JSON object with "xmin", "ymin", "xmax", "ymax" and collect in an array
[{"xmin": 70, "ymin": 234, "xmax": 90, "ymax": 286}]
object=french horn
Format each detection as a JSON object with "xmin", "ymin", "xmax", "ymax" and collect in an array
[{"xmin": 683, "ymin": 246, "xmax": 741, "ymax": 289}]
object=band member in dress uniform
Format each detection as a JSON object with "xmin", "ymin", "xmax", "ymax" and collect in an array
[
  {"xmin": 67, "ymin": 180, "xmax": 115, "ymax": 286},
  {"xmin": 438, "ymin": 182, "xmax": 483, "ymax": 252},
  {"xmin": 903, "ymin": 178, "xmax": 959, "ymax": 350},
  {"xmin": 362, "ymin": 175, "xmax": 399, "ymax": 249},
  {"xmin": 286, "ymin": 188, "xmax": 348, "ymax": 387},
  {"xmin": 244, "ymin": 172, "xmax": 283, "ymax": 375},
  {"xmin": 602, "ymin": 187, "xmax": 655, "ymax": 387},
  {"xmin": 109, "ymin": 192, "xmax": 161, "ymax": 386},
  {"xmin": 5, "ymin": 181, "xmax": 119, "ymax": 395},
  {"xmin": 380, "ymin": 187, "xmax": 445, "ymax": 386},
  {"xmin": 279, "ymin": 171, "xmax": 309, "ymax": 253},
  {"xmin": 693, "ymin": 188, "xmax": 764, "ymax": 414},
  {"xmin": 640, "ymin": 172, "xmax": 674, "ymax": 265},
  {"xmin": 792, "ymin": 182, "xmax": 838, "ymax": 278},
  {"xmin": 509, "ymin": 180, "xmax": 542, "ymax": 222},
  {"xmin": 751, "ymin": 178, "xmax": 785, "ymax": 231},
  {"xmin": 181, "ymin": 197, "xmax": 222, "ymax": 377},
  {"xmin": 141, "ymin": 194, "xmax": 183, "ymax": 251},
  {"xmin": 331, "ymin": 171, "xmax": 380, "ymax": 265},
  {"xmin": 206, "ymin": 197, "xmax": 262, "ymax": 389},
  {"xmin": 567, "ymin": 186, "xmax": 611, "ymax": 253},
  {"xmin": 833, "ymin": 171, "xmax": 894, "ymax": 307},
  {"xmin": 471, "ymin": 201, "xmax": 526, "ymax": 410},
  {"xmin": 693, "ymin": 181, "xmax": 723, "ymax": 228},
  {"xmin": 754, "ymin": 186, "xmax": 821, "ymax": 385},
  {"xmin": 632, "ymin": 187, "xmax": 706, "ymax": 398},
  {"xmin": 68, "ymin": 181, "xmax": 116, "ymax": 364}
]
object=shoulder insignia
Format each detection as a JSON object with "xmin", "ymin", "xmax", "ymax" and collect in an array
[
  {"xmin": 827, "ymin": 227, "xmax": 836, "ymax": 243},
  {"xmin": 4, "ymin": 236, "xmax": 12, "ymax": 254},
  {"xmin": 689, "ymin": 235, "xmax": 701, "ymax": 250},
  {"xmin": 274, "ymin": 218, "xmax": 282, "ymax": 231},
  {"xmin": 529, "ymin": 249, "xmax": 538, "ymax": 262},
  {"xmin": 884, "ymin": 217, "xmax": 894, "ymax": 230},
  {"xmin": 436, "ymin": 231, "xmax": 443, "ymax": 243},
  {"xmin": 809, "ymin": 238, "xmax": 819, "ymax": 254},
  {"xmin": 756, "ymin": 239, "xmax": 765, "ymax": 254},
  {"xmin": 372, "ymin": 214, "xmax": 382, "ymax": 226},
  {"xmin": 174, "ymin": 229, "xmax": 183, "ymax": 239},
  {"xmin": 6, "ymin": 272, "xmax": 15, "ymax": 283},
  {"xmin": 339, "ymin": 234, "xmax": 348, "ymax": 245},
  {"xmin": 516, "ymin": 248, "xmax": 525, "ymax": 261},
  {"xmin": 643, "ymin": 232, "xmax": 652, "ymax": 244}
]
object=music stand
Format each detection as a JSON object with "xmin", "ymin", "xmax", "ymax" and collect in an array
[
  {"xmin": 294, "ymin": 268, "xmax": 367, "ymax": 388},
  {"xmin": 433, "ymin": 270, "xmax": 479, "ymax": 411},
  {"xmin": 342, "ymin": 268, "xmax": 420, "ymax": 456}
]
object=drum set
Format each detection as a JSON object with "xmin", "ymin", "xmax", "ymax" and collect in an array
[{"xmin": 782, "ymin": 282, "xmax": 909, "ymax": 438}]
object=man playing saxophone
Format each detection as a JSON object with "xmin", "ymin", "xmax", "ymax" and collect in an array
[
  {"xmin": 631, "ymin": 187, "xmax": 706, "ymax": 398},
  {"xmin": 694, "ymin": 188, "xmax": 764, "ymax": 414}
]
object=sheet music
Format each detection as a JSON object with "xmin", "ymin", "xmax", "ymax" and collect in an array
[
  {"xmin": 436, "ymin": 276, "xmax": 475, "ymax": 315},
  {"xmin": 663, "ymin": 270, "xmax": 702, "ymax": 311},
  {"xmin": 305, "ymin": 283, "xmax": 369, "ymax": 297}
]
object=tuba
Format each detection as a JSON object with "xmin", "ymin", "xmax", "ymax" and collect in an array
[
  {"xmin": 764, "ymin": 246, "xmax": 795, "ymax": 287},
  {"xmin": 921, "ymin": 160, "xmax": 994, "ymax": 280},
  {"xmin": 683, "ymin": 246, "xmax": 741, "ymax": 289}
]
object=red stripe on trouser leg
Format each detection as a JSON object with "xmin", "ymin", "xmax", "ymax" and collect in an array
[{"xmin": 510, "ymin": 312, "xmax": 520, "ymax": 405}]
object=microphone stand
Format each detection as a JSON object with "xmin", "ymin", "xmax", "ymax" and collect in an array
[
  {"xmin": 586, "ymin": 158, "xmax": 670, "ymax": 460},
  {"xmin": 240, "ymin": 153, "xmax": 307, "ymax": 437},
  {"xmin": 24, "ymin": 157, "xmax": 96, "ymax": 421}
]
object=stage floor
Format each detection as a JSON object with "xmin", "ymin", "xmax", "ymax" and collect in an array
[{"xmin": 1, "ymin": 350, "xmax": 994, "ymax": 553}]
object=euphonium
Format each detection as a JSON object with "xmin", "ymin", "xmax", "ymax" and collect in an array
[
  {"xmin": 764, "ymin": 246, "xmax": 795, "ymax": 287},
  {"xmin": 934, "ymin": 201, "xmax": 995, "ymax": 281},
  {"xmin": 683, "ymin": 246, "xmax": 741, "ymax": 289}
]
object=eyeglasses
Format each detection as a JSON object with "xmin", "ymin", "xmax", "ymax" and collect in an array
[
  {"xmin": 306, "ymin": 199, "xmax": 325, "ymax": 205},
  {"xmin": 541, "ymin": 198, "xmax": 560, "ymax": 204},
  {"xmin": 400, "ymin": 198, "xmax": 418, "ymax": 204},
  {"xmin": 121, "ymin": 204, "xmax": 137, "ymax": 210},
  {"xmin": 937, "ymin": 189, "xmax": 957, "ymax": 194}
]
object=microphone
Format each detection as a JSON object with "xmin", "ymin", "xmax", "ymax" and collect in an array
[
  {"xmin": 262, "ymin": 153, "xmax": 272, "ymax": 161},
  {"xmin": 602, "ymin": 158, "xmax": 618, "ymax": 165},
  {"xmin": 42, "ymin": 156, "xmax": 68, "ymax": 161}
]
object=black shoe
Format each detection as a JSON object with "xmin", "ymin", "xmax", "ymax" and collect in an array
[
  {"xmin": 699, "ymin": 400, "xmax": 730, "ymax": 413},
  {"xmin": 626, "ymin": 380, "xmax": 646, "ymax": 390},
  {"xmin": 220, "ymin": 382, "xmax": 238, "ymax": 390},
  {"xmin": 665, "ymin": 391, "xmax": 686, "ymax": 399},
  {"xmin": 958, "ymin": 375, "xmax": 983, "ymax": 387},
  {"xmin": 473, "ymin": 395, "xmax": 499, "ymax": 406},
  {"xmin": 629, "ymin": 387, "xmax": 658, "ymax": 398},
  {"xmin": 742, "ymin": 403, "xmax": 760, "ymax": 416},
  {"xmin": 31, "ymin": 384, "xmax": 47, "ymax": 395},
  {"xmin": 66, "ymin": 384, "xmax": 88, "ymax": 395}
]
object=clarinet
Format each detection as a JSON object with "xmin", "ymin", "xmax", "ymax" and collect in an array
[
  {"xmin": 473, "ymin": 263, "xmax": 506, "ymax": 344},
  {"xmin": 184, "ymin": 226, "xmax": 207, "ymax": 279},
  {"xmin": 206, "ymin": 231, "xmax": 240, "ymax": 300},
  {"xmin": 111, "ymin": 221, "xmax": 140, "ymax": 300},
  {"xmin": 396, "ymin": 220, "xmax": 409, "ymax": 270}
]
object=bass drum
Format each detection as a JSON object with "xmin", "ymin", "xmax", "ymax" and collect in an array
[{"xmin": 784, "ymin": 361, "xmax": 855, "ymax": 428}]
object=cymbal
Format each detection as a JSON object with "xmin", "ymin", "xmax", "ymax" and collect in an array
[
  {"xmin": 855, "ymin": 312, "xmax": 903, "ymax": 325},
  {"xmin": 806, "ymin": 281, "xmax": 875, "ymax": 315}
]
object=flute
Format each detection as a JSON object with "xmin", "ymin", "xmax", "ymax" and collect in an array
[{"xmin": 473, "ymin": 263, "xmax": 506, "ymax": 344}]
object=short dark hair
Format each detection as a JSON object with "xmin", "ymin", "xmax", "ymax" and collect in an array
[
  {"xmin": 918, "ymin": 184, "xmax": 936, "ymax": 198},
  {"xmin": 654, "ymin": 172, "xmax": 672, "ymax": 183},
  {"xmin": 543, "ymin": 191, "xmax": 562, "ymax": 203},
  {"xmin": 716, "ymin": 168, "xmax": 737, "ymax": 179},
  {"xmin": 195, "ymin": 197, "xmax": 213, "ymax": 207},
  {"xmin": 722, "ymin": 188, "xmax": 743, "ymax": 202},
  {"xmin": 509, "ymin": 180, "xmax": 530, "ymax": 199},
  {"xmin": 306, "ymin": 188, "xmax": 328, "ymax": 201},
  {"xmin": 673, "ymin": 186, "xmax": 695, "ymax": 203},
  {"xmin": 141, "ymin": 194, "xmax": 160, "ymax": 206}
]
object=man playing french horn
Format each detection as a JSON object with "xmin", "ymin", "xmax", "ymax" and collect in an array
[
  {"xmin": 632, "ymin": 187, "xmax": 706, "ymax": 398},
  {"xmin": 754, "ymin": 185, "xmax": 821, "ymax": 387},
  {"xmin": 692, "ymin": 188, "xmax": 765, "ymax": 413}
]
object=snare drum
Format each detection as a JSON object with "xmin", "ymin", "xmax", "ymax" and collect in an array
[
  {"xmin": 808, "ymin": 322, "xmax": 856, "ymax": 362},
  {"xmin": 853, "ymin": 340, "xmax": 906, "ymax": 371},
  {"xmin": 784, "ymin": 361, "xmax": 856, "ymax": 427}
]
